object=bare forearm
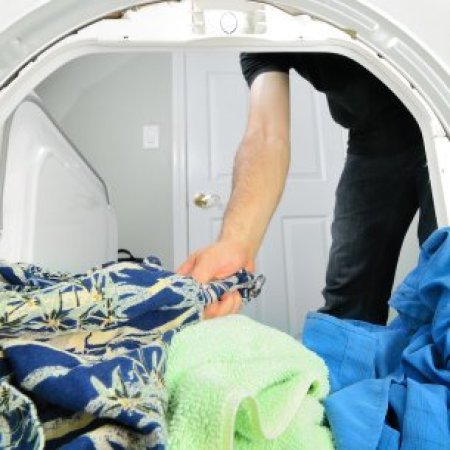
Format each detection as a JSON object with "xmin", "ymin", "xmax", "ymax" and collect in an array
[
  {"xmin": 219, "ymin": 133, "xmax": 290, "ymax": 257},
  {"xmin": 177, "ymin": 72, "xmax": 289, "ymax": 319}
]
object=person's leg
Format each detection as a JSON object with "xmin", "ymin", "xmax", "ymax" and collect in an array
[
  {"xmin": 415, "ymin": 153, "xmax": 438, "ymax": 245},
  {"xmin": 320, "ymin": 151, "xmax": 421, "ymax": 324}
]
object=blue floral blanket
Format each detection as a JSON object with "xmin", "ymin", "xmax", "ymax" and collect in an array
[{"xmin": 0, "ymin": 257, "xmax": 264, "ymax": 450}]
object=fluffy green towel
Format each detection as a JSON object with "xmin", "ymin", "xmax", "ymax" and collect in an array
[{"xmin": 166, "ymin": 315, "xmax": 334, "ymax": 450}]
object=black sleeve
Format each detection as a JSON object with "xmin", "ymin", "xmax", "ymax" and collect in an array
[{"xmin": 240, "ymin": 52, "xmax": 291, "ymax": 87}]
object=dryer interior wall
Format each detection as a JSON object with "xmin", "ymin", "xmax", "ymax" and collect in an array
[{"xmin": 35, "ymin": 52, "xmax": 175, "ymax": 268}]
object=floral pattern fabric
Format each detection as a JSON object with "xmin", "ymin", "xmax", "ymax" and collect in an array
[{"xmin": 0, "ymin": 257, "xmax": 264, "ymax": 450}]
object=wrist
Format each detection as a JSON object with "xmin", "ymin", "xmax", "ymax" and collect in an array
[{"xmin": 217, "ymin": 231, "xmax": 258, "ymax": 261}]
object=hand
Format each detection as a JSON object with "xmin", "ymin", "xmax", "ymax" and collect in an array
[{"xmin": 177, "ymin": 240, "xmax": 255, "ymax": 319}]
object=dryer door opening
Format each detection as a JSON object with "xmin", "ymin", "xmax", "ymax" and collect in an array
[{"xmin": 0, "ymin": 0, "xmax": 448, "ymax": 335}]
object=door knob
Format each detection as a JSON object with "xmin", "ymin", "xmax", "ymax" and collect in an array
[{"xmin": 193, "ymin": 193, "xmax": 221, "ymax": 209}]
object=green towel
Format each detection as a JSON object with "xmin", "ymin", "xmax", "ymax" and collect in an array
[{"xmin": 166, "ymin": 315, "xmax": 334, "ymax": 450}]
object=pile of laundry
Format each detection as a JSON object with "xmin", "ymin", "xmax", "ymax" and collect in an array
[
  {"xmin": 6, "ymin": 227, "xmax": 450, "ymax": 450},
  {"xmin": 0, "ymin": 257, "xmax": 264, "ymax": 449},
  {"xmin": 303, "ymin": 227, "xmax": 450, "ymax": 450},
  {"xmin": 0, "ymin": 255, "xmax": 333, "ymax": 450}
]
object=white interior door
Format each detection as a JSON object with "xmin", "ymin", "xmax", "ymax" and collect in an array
[{"xmin": 186, "ymin": 50, "xmax": 347, "ymax": 336}]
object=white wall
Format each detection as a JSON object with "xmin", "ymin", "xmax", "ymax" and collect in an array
[
  {"xmin": 37, "ymin": 53, "xmax": 174, "ymax": 267},
  {"xmin": 0, "ymin": 125, "xmax": 3, "ymax": 159},
  {"xmin": 0, "ymin": 124, "xmax": 4, "ymax": 226}
]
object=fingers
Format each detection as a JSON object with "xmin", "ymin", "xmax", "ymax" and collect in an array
[
  {"xmin": 177, "ymin": 241, "xmax": 255, "ymax": 284},
  {"xmin": 203, "ymin": 291, "xmax": 242, "ymax": 320},
  {"xmin": 177, "ymin": 242, "xmax": 253, "ymax": 320},
  {"xmin": 177, "ymin": 250, "xmax": 215, "ymax": 284},
  {"xmin": 178, "ymin": 249, "xmax": 243, "ymax": 321},
  {"xmin": 216, "ymin": 292, "xmax": 241, "ymax": 316},
  {"xmin": 244, "ymin": 260, "xmax": 255, "ymax": 273},
  {"xmin": 203, "ymin": 301, "xmax": 221, "ymax": 320},
  {"xmin": 176, "ymin": 253, "xmax": 198, "ymax": 276},
  {"xmin": 230, "ymin": 292, "xmax": 243, "ymax": 314},
  {"xmin": 190, "ymin": 259, "xmax": 215, "ymax": 284}
]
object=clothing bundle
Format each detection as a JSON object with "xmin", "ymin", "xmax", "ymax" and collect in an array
[
  {"xmin": 0, "ymin": 257, "xmax": 263, "ymax": 449},
  {"xmin": 8, "ymin": 224, "xmax": 450, "ymax": 450},
  {"xmin": 304, "ymin": 227, "xmax": 450, "ymax": 450}
]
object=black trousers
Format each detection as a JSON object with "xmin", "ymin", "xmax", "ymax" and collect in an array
[{"xmin": 320, "ymin": 148, "xmax": 437, "ymax": 325}]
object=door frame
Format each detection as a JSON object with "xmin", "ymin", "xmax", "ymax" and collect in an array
[{"xmin": 172, "ymin": 50, "xmax": 189, "ymax": 268}]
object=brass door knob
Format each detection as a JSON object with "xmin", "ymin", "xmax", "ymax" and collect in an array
[{"xmin": 193, "ymin": 193, "xmax": 221, "ymax": 209}]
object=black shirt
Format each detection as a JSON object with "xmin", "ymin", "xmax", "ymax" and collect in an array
[{"xmin": 240, "ymin": 52, "xmax": 423, "ymax": 155}]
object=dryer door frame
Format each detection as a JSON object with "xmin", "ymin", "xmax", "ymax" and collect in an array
[
  {"xmin": 0, "ymin": 0, "xmax": 448, "ymax": 131},
  {"xmin": 0, "ymin": 0, "xmax": 449, "ymax": 230}
]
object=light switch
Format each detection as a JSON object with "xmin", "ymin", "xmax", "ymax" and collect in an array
[{"xmin": 143, "ymin": 124, "xmax": 159, "ymax": 149}]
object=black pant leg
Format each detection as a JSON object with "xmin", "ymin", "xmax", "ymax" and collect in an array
[
  {"xmin": 320, "ymin": 152, "xmax": 422, "ymax": 324},
  {"xmin": 415, "ymin": 154, "xmax": 438, "ymax": 245}
]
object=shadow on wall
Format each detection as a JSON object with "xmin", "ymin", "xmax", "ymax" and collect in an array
[{"xmin": 36, "ymin": 53, "xmax": 174, "ymax": 267}]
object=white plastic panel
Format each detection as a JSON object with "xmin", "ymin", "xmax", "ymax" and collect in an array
[
  {"xmin": 0, "ymin": 1, "xmax": 48, "ymax": 34},
  {"xmin": 0, "ymin": 0, "xmax": 448, "ymax": 136},
  {"xmin": 0, "ymin": 0, "xmax": 160, "ymax": 86},
  {"xmin": 0, "ymin": 98, "xmax": 117, "ymax": 272}
]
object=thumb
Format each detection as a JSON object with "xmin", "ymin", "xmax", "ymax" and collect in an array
[
  {"xmin": 243, "ymin": 259, "xmax": 255, "ymax": 273},
  {"xmin": 176, "ymin": 253, "xmax": 198, "ymax": 276},
  {"xmin": 190, "ymin": 256, "xmax": 216, "ymax": 284}
]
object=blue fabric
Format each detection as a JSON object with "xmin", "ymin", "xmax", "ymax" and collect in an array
[
  {"xmin": 303, "ymin": 227, "xmax": 450, "ymax": 450},
  {"xmin": 0, "ymin": 257, "xmax": 264, "ymax": 450}
]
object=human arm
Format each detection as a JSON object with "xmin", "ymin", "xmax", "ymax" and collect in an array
[{"xmin": 178, "ymin": 71, "xmax": 291, "ymax": 318}]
